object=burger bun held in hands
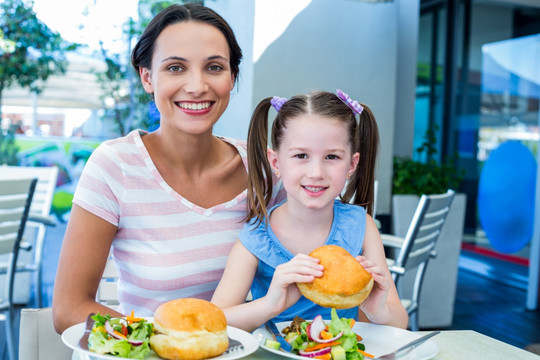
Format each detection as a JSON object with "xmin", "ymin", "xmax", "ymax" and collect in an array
[
  {"xmin": 150, "ymin": 298, "xmax": 228, "ymax": 360},
  {"xmin": 297, "ymin": 245, "xmax": 374, "ymax": 309}
]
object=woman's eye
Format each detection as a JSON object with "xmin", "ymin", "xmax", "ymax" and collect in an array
[
  {"xmin": 208, "ymin": 64, "xmax": 223, "ymax": 72},
  {"xmin": 168, "ymin": 65, "xmax": 184, "ymax": 72}
]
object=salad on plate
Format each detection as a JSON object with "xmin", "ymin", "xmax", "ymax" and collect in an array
[
  {"xmin": 266, "ymin": 308, "xmax": 373, "ymax": 360},
  {"xmin": 88, "ymin": 312, "xmax": 154, "ymax": 359}
]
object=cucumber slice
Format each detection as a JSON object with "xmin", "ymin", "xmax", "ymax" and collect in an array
[{"xmin": 265, "ymin": 339, "xmax": 281, "ymax": 350}]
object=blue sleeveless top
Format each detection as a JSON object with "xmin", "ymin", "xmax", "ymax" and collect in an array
[{"xmin": 239, "ymin": 199, "xmax": 367, "ymax": 323}]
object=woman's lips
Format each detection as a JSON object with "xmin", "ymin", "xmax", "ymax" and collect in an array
[{"xmin": 176, "ymin": 101, "xmax": 214, "ymax": 115}]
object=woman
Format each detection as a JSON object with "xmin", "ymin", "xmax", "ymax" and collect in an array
[{"xmin": 52, "ymin": 3, "xmax": 284, "ymax": 333}]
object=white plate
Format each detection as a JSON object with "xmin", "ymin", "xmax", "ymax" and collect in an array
[
  {"xmin": 253, "ymin": 321, "xmax": 439, "ymax": 360},
  {"xmin": 62, "ymin": 317, "xmax": 259, "ymax": 360}
]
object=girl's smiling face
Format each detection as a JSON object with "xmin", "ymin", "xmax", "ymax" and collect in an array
[
  {"xmin": 140, "ymin": 21, "xmax": 235, "ymax": 135},
  {"xmin": 268, "ymin": 114, "xmax": 360, "ymax": 211}
]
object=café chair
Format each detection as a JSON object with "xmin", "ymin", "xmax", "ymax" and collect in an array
[
  {"xmin": 382, "ymin": 189, "xmax": 455, "ymax": 331},
  {"xmin": 0, "ymin": 165, "xmax": 58, "ymax": 308},
  {"xmin": 18, "ymin": 307, "xmax": 72, "ymax": 360},
  {"xmin": 0, "ymin": 177, "xmax": 38, "ymax": 360}
]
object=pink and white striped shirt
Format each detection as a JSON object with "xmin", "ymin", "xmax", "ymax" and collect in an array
[{"xmin": 73, "ymin": 130, "xmax": 285, "ymax": 315}]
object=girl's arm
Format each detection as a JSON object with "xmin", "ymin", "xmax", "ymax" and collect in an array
[
  {"xmin": 52, "ymin": 205, "xmax": 124, "ymax": 334},
  {"xmin": 357, "ymin": 215, "xmax": 409, "ymax": 329},
  {"xmin": 212, "ymin": 241, "xmax": 323, "ymax": 332}
]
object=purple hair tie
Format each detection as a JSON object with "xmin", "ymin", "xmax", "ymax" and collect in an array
[
  {"xmin": 336, "ymin": 89, "xmax": 363, "ymax": 115},
  {"xmin": 271, "ymin": 96, "xmax": 288, "ymax": 112}
]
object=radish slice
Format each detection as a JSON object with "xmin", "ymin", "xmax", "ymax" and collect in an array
[
  {"xmin": 306, "ymin": 323, "xmax": 313, "ymax": 341},
  {"xmin": 299, "ymin": 347, "xmax": 332, "ymax": 358},
  {"xmin": 105, "ymin": 320, "xmax": 126, "ymax": 340},
  {"xmin": 128, "ymin": 339, "xmax": 144, "ymax": 346},
  {"xmin": 308, "ymin": 316, "xmax": 325, "ymax": 341},
  {"xmin": 308, "ymin": 315, "xmax": 344, "ymax": 343}
]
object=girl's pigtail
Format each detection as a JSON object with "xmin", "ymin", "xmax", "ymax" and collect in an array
[
  {"xmin": 245, "ymin": 97, "xmax": 274, "ymax": 225},
  {"xmin": 344, "ymin": 105, "xmax": 380, "ymax": 216}
]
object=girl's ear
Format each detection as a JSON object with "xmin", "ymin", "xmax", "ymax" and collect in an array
[
  {"xmin": 140, "ymin": 67, "xmax": 154, "ymax": 94},
  {"xmin": 267, "ymin": 148, "xmax": 280, "ymax": 177},
  {"xmin": 349, "ymin": 152, "xmax": 360, "ymax": 174}
]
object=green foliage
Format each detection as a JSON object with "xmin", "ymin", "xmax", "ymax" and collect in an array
[
  {"xmin": 392, "ymin": 127, "xmax": 463, "ymax": 196},
  {"xmin": 0, "ymin": 0, "xmax": 77, "ymax": 97},
  {"xmin": 0, "ymin": 124, "xmax": 19, "ymax": 165}
]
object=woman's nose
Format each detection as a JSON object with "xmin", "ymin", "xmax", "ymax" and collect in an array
[{"xmin": 183, "ymin": 70, "xmax": 208, "ymax": 95}]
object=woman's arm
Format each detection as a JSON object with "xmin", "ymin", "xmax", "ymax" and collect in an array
[
  {"xmin": 358, "ymin": 215, "xmax": 409, "ymax": 329},
  {"xmin": 212, "ymin": 241, "xmax": 323, "ymax": 332},
  {"xmin": 52, "ymin": 205, "xmax": 124, "ymax": 334}
]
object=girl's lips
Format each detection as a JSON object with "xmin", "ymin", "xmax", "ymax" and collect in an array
[{"xmin": 302, "ymin": 185, "xmax": 328, "ymax": 197}]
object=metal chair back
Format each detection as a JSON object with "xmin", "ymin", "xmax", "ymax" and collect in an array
[
  {"xmin": 388, "ymin": 189, "xmax": 455, "ymax": 331},
  {"xmin": 0, "ymin": 177, "xmax": 38, "ymax": 360}
]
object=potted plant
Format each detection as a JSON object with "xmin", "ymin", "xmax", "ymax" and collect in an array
[
  {"xmin": 392, "ymin": 127, "xmax": 462, "ymax": 196},
  {"xmin": 389, "ymin": 127, "xmax": 467, "ymax": 329}
]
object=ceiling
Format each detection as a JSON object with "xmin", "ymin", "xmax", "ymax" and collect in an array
[{"xmin": 2, "ymin": 52, "xmax": 108, "ymax": 110}]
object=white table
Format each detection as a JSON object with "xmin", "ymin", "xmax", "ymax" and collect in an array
[{"xmin": 244, "ymin": 330, "xmax": 540, "ymax": 360}]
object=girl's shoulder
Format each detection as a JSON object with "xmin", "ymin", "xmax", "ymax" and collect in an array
[
  {"xmin": 331, "ymin": 200, "xmax": 367, "ymax": 255},
  {"xmin": 334, "ymin": 200, "xmax": 367, "ymax": 217}
]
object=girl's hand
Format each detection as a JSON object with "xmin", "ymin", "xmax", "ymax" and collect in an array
[
  {"xmin": 356, "ymin": 255, "xmax": 391, "ymax": 320},
  {"xmin": 264, "ymin": 254, "xmax": 324, "ymax": 314}
]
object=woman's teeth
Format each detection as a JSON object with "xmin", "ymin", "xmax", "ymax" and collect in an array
[{"xmin": 178, "ymin": 102, "xmax": 211, "ymax": 110}]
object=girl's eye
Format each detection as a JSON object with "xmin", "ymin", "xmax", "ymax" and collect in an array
[
  {"xmin": 294, "ymin": 154, "xmax": 307, "ymax": 159},
  {"xmin": 208, "ymin": 64, "xmax": 223, "ymax": 72},
  {"xmin": 326, "ymin": 154, "xmax": 340, "ymax": 160}
]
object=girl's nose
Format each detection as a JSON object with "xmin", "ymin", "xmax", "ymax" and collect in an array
[{"xmin": 308, "ymin": 160, "xmax": 324, "ymax": 178}]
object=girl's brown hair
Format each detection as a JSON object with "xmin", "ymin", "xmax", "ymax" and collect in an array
[{"xmin": 246, "ymin": 91, "xmax": 380, "ymax": 225}]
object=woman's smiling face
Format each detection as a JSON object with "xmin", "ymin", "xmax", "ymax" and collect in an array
[{"xmin": 140, "ymin": 21, "xmax": 235, "ymax": 135}]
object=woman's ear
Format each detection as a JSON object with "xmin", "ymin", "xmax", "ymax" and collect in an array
[
  {"xmin": 267, "ymin": 148, "xmax": 280, "ymax": 177},
  {"xmin": 229, "ymin": 74, "xmax": 236, "ymax": 92},
  {"xmin": 140, "ymin": 67, "xmax": 154, "ymax": 94}
]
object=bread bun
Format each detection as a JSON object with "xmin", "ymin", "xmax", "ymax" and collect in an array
[
  {"xmin": 150, "ymin": 298, "xmax": 228, "ymax": 360},
  {"xmin": 297, "ymin": 245, "xmax": 374, "ymax": 309}
]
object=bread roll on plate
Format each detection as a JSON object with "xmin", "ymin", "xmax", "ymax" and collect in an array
[
  {"xmin": 297, "ymin": 245, "xmax": 374, "ymax": 309},
  {"xmin": 150, "ymin": 298, "xmax": 228, "ymax": 360}
]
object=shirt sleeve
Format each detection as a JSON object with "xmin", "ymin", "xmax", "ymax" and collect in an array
[{"xmin": 72, "ymin": 142, "xmax": 122, "ymax": 226}]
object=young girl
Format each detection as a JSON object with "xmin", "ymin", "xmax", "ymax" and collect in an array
[{"xmin": 212, "ymin": 90, "xmax": 408, "ymax": 332}]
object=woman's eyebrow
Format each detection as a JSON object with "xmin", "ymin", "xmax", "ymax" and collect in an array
[
  {"xmin": 208, "ymin": 55, "xmax": 229, "ymax": 61},
  {"xmin": 161, "ymin": 56, "xmax": 187, "ymax": 63},
  {"xmin": 161, "ymin": 55, "xmax": 228, "ymax": 63}
]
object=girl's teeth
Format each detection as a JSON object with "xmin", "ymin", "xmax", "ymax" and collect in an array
[
  {"xmin": 179, "ymin": 102, "xmax": 211, "ymax": 110},
  {"xmin": 305, "ymin": 186, "xmax": 325, "ymax": 192}
]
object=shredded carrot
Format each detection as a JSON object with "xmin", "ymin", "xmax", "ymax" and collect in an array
[
  {"xmin": 350, "ymin": 319, "xmax": 356, "ymax": 328},
  {"xmin": 113, "ymin": 330, "xmax": 127, "ymax": 339},
  {"xmin": 304, "ymin": 341, "xmax": 341, "ymax": 352},
  {"xmin": 314, "ymin": 353, "xmax": 332, "ymax": 360},
  {"xmin": 356, "ymin": 334, "xmax": 363, "ymax": 341},
  {"xmin": 320, "ymin": 330, "xmax": 333, "ymax": 340},
  {"xmin": 126, "ymin": 310, "xmax": 143, "ymax": 324},
  {"xmin": 358, "ymin": 349, "xmax": 375, "ymax": 358}
]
